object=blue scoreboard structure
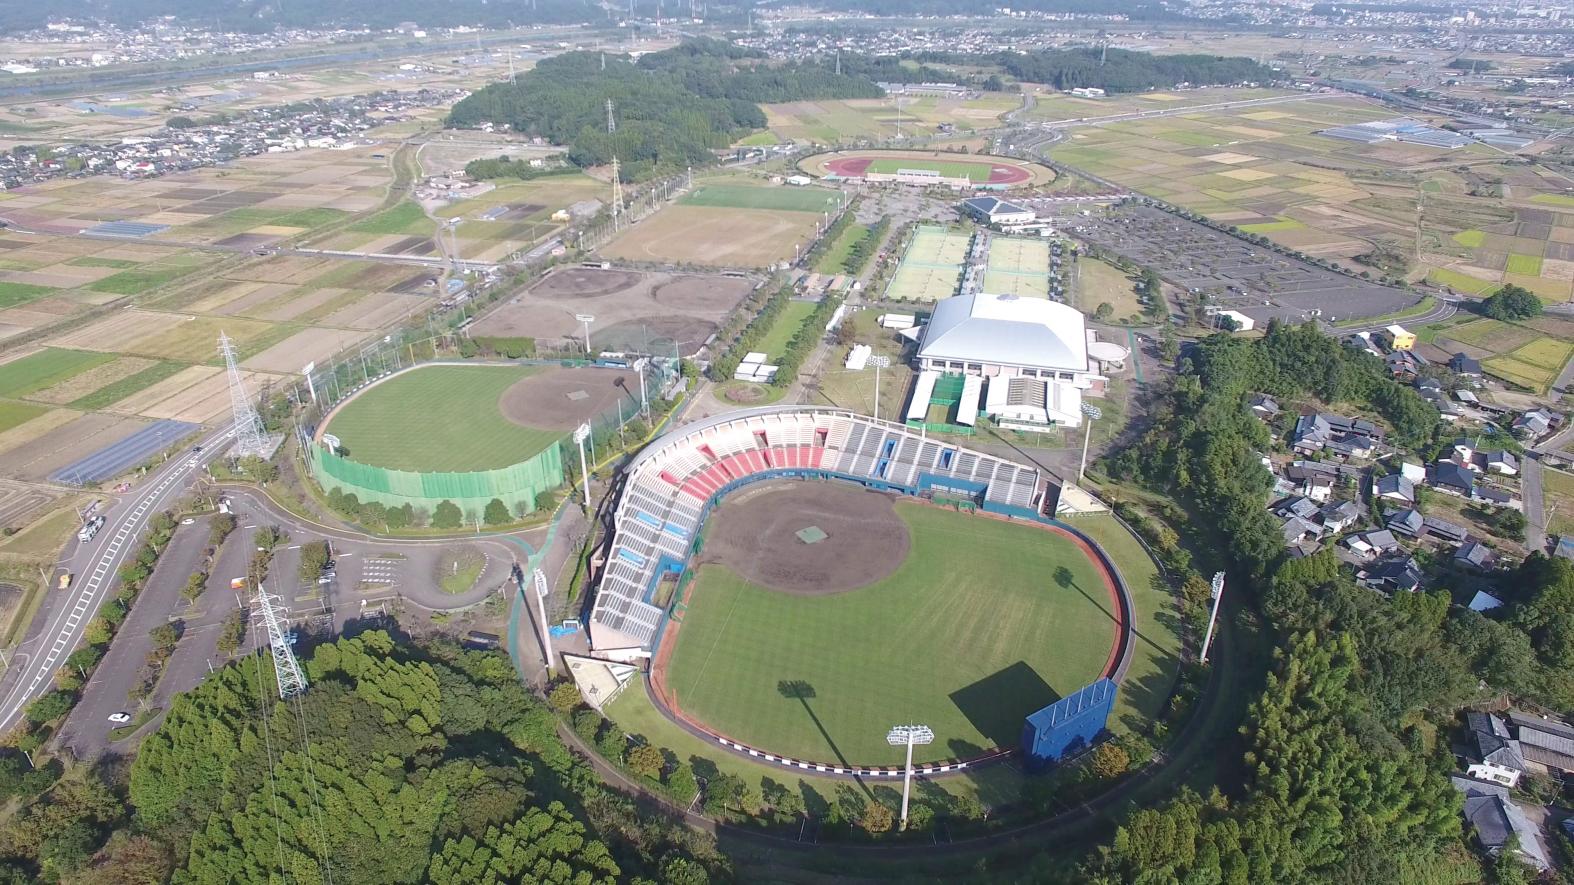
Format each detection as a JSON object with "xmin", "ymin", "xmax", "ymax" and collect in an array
[{"xmin": 1020, "ymin": 678, "xmax": 1117, "ymax": 766}]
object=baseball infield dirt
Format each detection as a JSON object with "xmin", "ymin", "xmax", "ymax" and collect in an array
[
  {"xmin": 497, "ymin": 366, "xmax": 640, "ymax": 431},
  {"xmin": 697, "ymin": 480, "xmax": 910, "ymax": 595}
]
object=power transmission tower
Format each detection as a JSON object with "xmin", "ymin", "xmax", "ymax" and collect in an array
[
  {"xmin": 219, "ymin": 333, "xmax": 267, "ymax": 458},
  {"xmin": 611, "ymin": 156, "xmax": 624, "ymax": 229},
  {"xmin": 254, "ymin": 587, "xmax": 307, "ymax": 699},
  {"xmin": 606, "ymin": 98, "xmax": 616, "ymax": 134}
]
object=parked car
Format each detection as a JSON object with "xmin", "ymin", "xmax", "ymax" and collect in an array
[{"xmin": 107, "ymin": 712, "xmax": 131, "ymax": 724}]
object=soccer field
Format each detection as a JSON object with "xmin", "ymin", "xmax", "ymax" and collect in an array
[
  {"xmin": 662, "ymin": 503, "xmax": 1119, "ymax": 764},
  {"xmin": 324, "ymin": 365, "xmax": 559, "ymax": 472},
  {"xmin": 682, "ymin": 183, "xmax": 841, "ymax": 213},
  {"xmin": 866, "ymin": 157, "xmax": 997, "ymax": 181}
]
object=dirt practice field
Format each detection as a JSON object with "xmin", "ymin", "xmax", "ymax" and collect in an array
[
  {"xmin": 498, "ymin": 366, "xmax": 639, "ymax": 432},
  {"xmin": 600, "ymin": 204, "xmax": 819, "ymax": 268},
  {"xmin": 802, "ymin": 150, "xmax": 1052, "ymax": 188},
  {"xmin": 471, "ymin": 268, "xmax": 755, "ymax": 355},
  {"xmin": 695, "ymin": 481, "xmax": 911, "ymax": 594}
]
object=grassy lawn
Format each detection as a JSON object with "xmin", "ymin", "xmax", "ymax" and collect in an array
[
  {"xmin": 1077, "ymin": 257, "xmax": 1142, "ymax": 319},
  {"xmin": 682, "ymin": 183, "xmax": 841, "ymax": 214},
  {"xmin": 0, "ymin": 348, "xmax": 116, "ymax": 398},
  {"xmin": 67, "ymin": 360, "xmax": 188, "ymax": 410},
  {"xmin": 663, "ymin": 503, "xmax": 1125, "ymax": 764},
  {"xmin": 435, "ymin": 546, "xmax": 486, "ymax": 594},
  {"xmin": 326, "ymin": 365, "xmax": 559, "ymax": 471},
  {"xmin": 754, "ymin": 300, "xmax": 816, "ymax": 361},
  {"xmin": 865, "ymin": 157, "xmax": 998, "ymax": 181},
  {"xmin": 813, "ymin": 222, "xmax": 869, "ymax": 274},
  {"xmin": 1546, "ymin": 468, "xmax": 1574, "ymax": 539},
  {"xmin": 0, "ymin": 280, "xmax": 53, "ymax": 308}
]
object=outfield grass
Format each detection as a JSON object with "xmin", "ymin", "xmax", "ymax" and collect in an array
[
  {"xmin": 754, "ymin": 300, "xmax": 817, "ymax": 361},
  {"xmin": 0, "ymin": 348, "xmax": 116, "ymax": 398},
  {"xmin": 865, "ymin": 157, "xmax": 995, "ymax": 181},
  {"xmin": 0, "ymin": 281, "xmax": 53, "ymax": 308},
  {"xmin": 326, "ymin": 365, "xmax": 560, "ymax": 472},
  {"xmin": 67, "ymin": 360, "xmax": 187, "ymax": 410},
  {"xmin": 682, "ymin": 184, "xmax": 841, "ymax": 214},
  {"xmin": 663, "ymin": 503, "xmax": 1123, "ymax": 764}
]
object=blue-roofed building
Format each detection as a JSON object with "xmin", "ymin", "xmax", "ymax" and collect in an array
[{"xmin": 1021, "ymin": 677, "xmax": 1117, "ymax": 766}]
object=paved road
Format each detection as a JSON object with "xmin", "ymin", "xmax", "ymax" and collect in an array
[
  {"xmin": 1524, "ymin": 455, "xmax": 1549, "ymax": 554},
  {"xmin": 1334, "ymin": 296, "xmax": 1460, "ymax": 334},
  {"xmin": 0, "ymin": 428, "xmax": 230, "ymax": 735}
]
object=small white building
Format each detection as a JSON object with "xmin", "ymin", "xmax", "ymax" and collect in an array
[
  {"xmin": 1215, "ymin": 309, "xmax": 1255, "ymax": 332},
  {"xmin": 785, "ymin": 175, "xmax": 812, "ymax": 186}
]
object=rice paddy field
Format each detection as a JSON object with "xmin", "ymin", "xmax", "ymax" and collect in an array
[
  {"xmin": 1423, "ymin": 314, "xmax": 1574, "ymax": 393},
  {"xmin": 1043, "ymin": 93, "xmax": 1574, "ymax": 304}
]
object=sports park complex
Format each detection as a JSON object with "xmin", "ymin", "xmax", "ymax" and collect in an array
[
  {"xmin": 583, "ymin": 406, "xmax": 1173, "ymax": 775},
  {"xmin": 802, "ymin": 149, "xmax": 1053, "ymax": 190}
]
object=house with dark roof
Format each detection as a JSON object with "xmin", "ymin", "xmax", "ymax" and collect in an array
[
  {"xmin": 1373, "ymin": 473, "xmax": 1415, "ymax": 504},
  {"xmin": 1449, "ymin": 353, "xmax": 1482, "ymax": 376},
  {"xmin": 1274, "ymin": 496, "xmax": 1321, "ymax": 521},
  {"xmin": 1280, "ymin": 516, "xmax": 1322, "ymax": 546},
  {"xmin": 1387, "ymin": 508, "xmax": 1425, "ymax": 537},
  {"xmin": 1343, "ymin": 529, "xmax": 1400, "ymax": 559},
  {"xmin": 1484, "ymin": 451, "xmax": 1518, "ymax": 476},
  {"xmin": 1451, "ymin": 776, "xmax": 1550, "ymax": 871},
  {"xmin": 1247, "ymin": 393, "xmax": 1280, "ymax": 420},
  {"xmin": 1475, "ymin": 486, "xmax": 1519, "ymax": 509},
  {"xmin": 1432, "ymin": 461, "xmax": 1476, "ymax": 496},
  {"xmin": 1455, "ymin": 540, "xmax": 1498, "ymax": 571},
  {"xmin": 1291, "ymin": 413, "xmax": 1384, "ymax": 458},
  {"xmin": 1423, "ymin": 515, "xmax": 1469, "ymax": 544},
  {"xmin": 1465, "ymin": 711, "xmax": 1525, "ymax": 788},
  {"xmin": 1506, "ymin": 712, "xmax": 1574, "ymax": 775},
  {"xmin": 1513, "ymin": 408, "xmax": 1561, "ymax": 440},
  {"xmin": 1358, "ymin": 555, "xmax": 1423, "ymax": 592},
  {"xmin": 1319, "ymin": 499, "xmax": 1364, "ymax": 534}
]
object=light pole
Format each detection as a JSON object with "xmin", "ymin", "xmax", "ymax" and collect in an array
[
  {"xmin": 573, "ymin": 423, "xmax": 592, "ymax": 512},
  {"xmin": 869, "ymin": 355, "xmax": 891, "ymax": 422},
  {"xmin": 886, "ymin": 724, "xmax": 933, "ymax": 831},
  {"xmin": 533, "ymin": 567, "xmax": 555, "ymax": 676},
  {"xmin": 1200, "ymin": 571, "xmax": 1225, "ymax": 664},
  {"xmin": 576, "ymin": 313, "xmax": 596, "ymax": 356},
  {"xmin": 1077, "ymin": 402, "xmax": 1103, "ymax": 483}
]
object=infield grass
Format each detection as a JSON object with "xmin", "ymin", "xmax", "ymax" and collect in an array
[
  {"xmin": 0, "ymin": 348, "xmax": 116, "ymax": 398},
  {"xmin": 663, "ymin": 503, "xmax": 1122, "ymax": 764},
  {"xmin": 865, "ymin": 157, "xmax": 996, "ymax": 181},
  {"xmin": 682, "ymin": 184, "xmax": 841, "ymax": 214},
  {"xmin": 325, "ymin": 364, "xmax": 559, "ymax": 472}
]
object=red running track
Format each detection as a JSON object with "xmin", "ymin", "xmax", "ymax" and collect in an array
[{"xmin": 822, "ymin": 154, "xmax": 1032, "ymax": 185}]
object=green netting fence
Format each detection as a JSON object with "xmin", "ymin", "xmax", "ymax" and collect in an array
[{"xmin": 311, "ymin": 440, "xmax": 565, "ymax": 515}]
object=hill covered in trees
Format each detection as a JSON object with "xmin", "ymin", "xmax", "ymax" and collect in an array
[
  {"xmin": 1088, "ymin": 321, "xmax": 1574, "ymax": 882},
  {"xmin": 984, "ymin": 47, "xmax": 1277, "ymax": 92},
  {"xmin": 0, "ymin": 632, "xmax": 728, "ymax": 882},
  {"xmin": 447, "ymin": 40, "xmax": 884, "ymax": 180}
]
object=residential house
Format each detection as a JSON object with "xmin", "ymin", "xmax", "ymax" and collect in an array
[
  {"xmin": 1373, "ymin": 473, "xmax": 1416, "ymax": 504},
  {"xmin": 1455, "ymin": 389, "xmax": 1481, "ymax": 406},
  {"xmin": 1423, "ymin": 515, "xmax": 1470, "ymax": 545},
  {"xmin": 1281, "ymin": 516, "xmax": 1322, "ymax": 546},
  {"xmin": 1450, "ymin": 776, "xmax": 1550, "ymax": 870},
  {"xmin": 1484, "ymin": 451, "xmax": 1518, "ymax": 476},
  {"xmin": 1450, "ymin": 353, "xmax": 1483, "ymax": 377},
  {"xmin": 1388, "ymin": 508, "xmax": 1425, "ymax": 537},
  {"xmin": 1291, "ymin": 413, "xmax": 1383, "ymax": 457},
  {"xmin": 1274, "ymin": 496, "xmax": 1321, "ymax": 521},
  {"xmin": 1319, "ymin": 499, "xmax": 1364, "ymax": 534},
  {"xmin": 1247, "ymin": 393, "xmax": 1280, "ymax": 420},
  {"xmin": 1387, "ymin": 349, "xmax": 1427, "ymax": 380},
  {"xmin": 1399, "ymin": 461, "xmax": 1427, "ymax": 483},
  {"xmin": 1456, "ymin": 541, "xmax": 1498, "ymax": 571},
  {"xmin": 1465, "ymin": 711, "xmax": 1525, "ymax": 788},
  {"xmin": 1343, "ymin": 528, "xmax": 1400, "ymax": 559},
  {"xmin": 1513, "ymin": 408, "xmax": 1561, "ymax": 440},
  {"xmin": 1432, "ymin": 461, "xmax": 1476, "ymax": 497},
  {"xmin": 1475, "ymin": 486, "xmax": 1521, "ymax": 510},
  {"xmin": 1358, "ymin": 555, "xmax": 1423, "ymax": 592},
  {"xmin": 1506, "ymin": 712, "xmax": 1574, "ymax": 777},
  {"xmin": 1468, "ymin": 591, "xmax": 1503, "ymax": 612}
]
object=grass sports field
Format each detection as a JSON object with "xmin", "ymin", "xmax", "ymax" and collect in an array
[
  {"xmin": 662, "ymin": 501, "xmax": 1119, "ymax": 764},
  {"xmin": 324, "ymin": 365, "xmax": 559, "ymax": 472},
  {"xmin": 864, "ymin": 157, "xmax": 994, "ymax": 180},
  {"xmin": 682, "ymin": 183, "xmax": 841, "ymax": 214}
]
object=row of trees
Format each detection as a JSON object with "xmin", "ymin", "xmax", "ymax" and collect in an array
[
  {"xmin": 461, "ymin": 157, "xmax": 579, "ymax": 182},
  {"xmin": 1088, "ymin": 320, "xmax": 1574, "ymax": 881},
  {"xmin": 771, "ymin": 295, "xmax": 843, "ymax": 389},
  {"xmin": 708, "ymin": 285, "xmax": 794, "ymax": 382},
  {"xmin": 841, "ymin": 216, "xmax": 890, "ymax": 276}
]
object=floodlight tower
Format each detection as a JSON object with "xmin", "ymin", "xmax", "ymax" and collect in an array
[
  {"xmin": 886, "ymin": 724, "xmax": 933, "ymax": 830},
  {"xmin": 869, "ymin": 355, "xmax": 891, "ymax": 422},
  {"xmin": 1200, "ymin": 572, "xmax": 1226, "ymax": 664},
  {"xmin": 219, "ymin": 332, "xmax": 266, "ymax": 458},
  {"xmin": 532, "ymin": 567, "xmax": 554, "ymax": 676},
  {"xmin": 573, "ymin": 423, "xmax": 592, "ymax": 512},
  {"xmin": 254, "ymin": 586, "xmax": 307, "ymax": 698},
  {"xmin": 1077, "ymin": 402, "xmax": 1103, "ymax": 482}
]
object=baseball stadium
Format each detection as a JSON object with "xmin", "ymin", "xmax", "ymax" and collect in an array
[
  {"xmin": 588, "ymin": 406, "xmax": 1169, "ymax": 775},
  {"xmin": 308, "ymin": 361, "xmax": 658, "ymax": 517},
  {"xmin": 801, "ymin": 149, "xmax": 1053, "ymax": 190}
]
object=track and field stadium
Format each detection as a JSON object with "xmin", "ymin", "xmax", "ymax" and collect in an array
[
  {"xmin": 588, "ymin": 406, "xmax": 1167, "ymax": 773},
  {"xmin": 308, "ymin": 362, "xmax": 651, "ymax": 516},
  {"xmin": 801, "ymin": 149, "xmax": 1053, "ymax": 190}
]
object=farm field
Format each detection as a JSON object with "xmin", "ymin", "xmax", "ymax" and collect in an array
[
  {"xmin": 661, "ymin": 497, "xmax": 1128, "ymax": 764},
  {"xmin": 1546, "ymin": 468, "xmax": 1574, "ymax": 540},
  {"xmin": 1023, "ymin": 86, "xmax": 1295, "ymax": 124},
  {"xmin": 1429, "ymin": 315, "xmax": 1574, "ymax": 393},
  {"xmin": 0, "ymin": 349, "xmax": 116, "ymax": 399},
  {"xmin": 324, "ymin": 365, "xmax": 559, "ymax": 472}
]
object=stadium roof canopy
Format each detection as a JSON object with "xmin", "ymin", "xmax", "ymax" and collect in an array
[
  {"xmin": 918, "ymin": 292, "xmax": 1088, "ymax": 372},
  {"xmin": 961, "ymin": 195, "xmax": 1033, "ymax": 218}
]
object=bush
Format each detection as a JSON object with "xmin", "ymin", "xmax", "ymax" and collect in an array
[
  {"xmin": 483, "ymin": 498, "xmax": 511, "ymax": 526},
  {"xmin": 432, "ymin": 500, "xmax": 463, "ymax": 529},
  {"xmin": 547, "ymin": 681, "xmax": 582, "ymax": 714}
]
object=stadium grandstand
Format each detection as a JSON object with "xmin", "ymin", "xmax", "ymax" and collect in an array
[{"xmin": 588, "ymin": 406, "xmax": 1060, "ymax": 652}]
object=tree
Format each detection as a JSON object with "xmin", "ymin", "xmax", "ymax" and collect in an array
[
  {"xmin": 859, "ymin": 799, "xmax": 894, "ymax": 833},
  {"xmin": 298, "ymin": 540, "xmax": 330, "ymax": 581},
  {"xmin": 626, "ymin": 743, "xmax": 665, "ymax": 780},
  {"xmin": 1094, "ymin": 302, "xmax": 1114, "ymax": 321},
  {"xmin": 385, "ymin": 503, "xmax": 413, "ymax": 530},
  {"xmin": 547, "ymin": 681, "xmax": 582, "ymax": 714},
  {"xmin": 432, "ymin": 500, "xmax": 463, "ymax": 529},
  {"xmin": 1089, "ymin": 742, "xmax": 1131, "ymax": 779},
  {"xmin": 533, "ymin": 490, "xmax": 556, "ymax": 513},
  {"xmin": 482, "ymin": 498, "xmax": 511, "ymax": 526},
  {"xmin": 25, "ymin": 691, "xmax": 73, "ymax": 723},
  {"xmin": 215, "ymin": 610, "xmax": 245, "ymax": 655},
  {"xmin": 1482, "ymin": 284, "xmax": 1542, "ymax": 321}
]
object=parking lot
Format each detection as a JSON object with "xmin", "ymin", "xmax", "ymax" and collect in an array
[{"xmin": 1066, "ymin": 205, "xmax": 1420, "ymax": 325}]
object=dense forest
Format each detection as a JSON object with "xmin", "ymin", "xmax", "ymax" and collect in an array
[
  {"xmin": 447, "ymin": 40, "xmax": 884, "ymax": 179},
  {"xmin": 1090, "ymin": 321, "xmax": 1574, "ymax": 882},
  {"xmin": 0, "ymin": 0, "xmax": 597, "ymax": 35},
  {"xmin": 0, "ymin": 632, "xmax": 729, "ymax": 882},
  {"xmin": 992, "ymin": 48, "xmax": 1277, "ymax": 92}
]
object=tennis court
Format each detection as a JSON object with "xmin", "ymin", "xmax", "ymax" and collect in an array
[
  {"xmin": 982, "ymin": 237, "xmax": 1052, "ymax": 298},
  {"xmin": 884, "ymin": 225, "xmax": 973, "ymax": 302}
]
